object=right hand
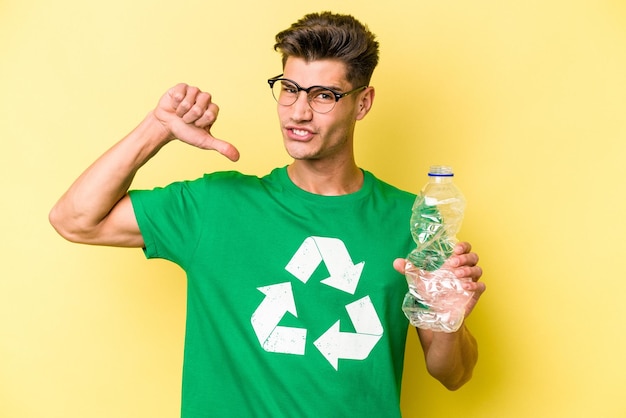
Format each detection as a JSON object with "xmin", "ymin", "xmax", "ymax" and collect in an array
[
  {"xmin": 152, "ymin": 83, "xmax": 240, "ymax": 161},
  {"xmin": 393, "ymin": 241, "xmax": 485, "ymax": 319}
]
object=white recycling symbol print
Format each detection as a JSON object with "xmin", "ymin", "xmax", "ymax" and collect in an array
[{"xmin": 250, "ymin": 236, "xmax": 383, "ymax": 370}]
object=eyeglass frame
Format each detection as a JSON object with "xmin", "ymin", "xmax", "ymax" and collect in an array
[{"xmin": 267, "ymin": 74, "xmax": 368, "ymax": 114}]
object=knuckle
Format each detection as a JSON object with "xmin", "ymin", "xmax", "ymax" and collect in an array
[
  {"xmin": 170, "ymin": 91, "xmax": 184, "ymax": 103},
  {"xmin": 170, "ymin": 83, "xmax": 186, "ymax": 98},
  {"xmin": 205, "ymin": 108, "xmax": 217, "ymax": 119},
  {"xmin": 178, "ymin": 101, "xmax": 191, "ymax": 112},
  {"xmin": 187, "ymin": 104, "xmax": 204, "ymax": 118}
]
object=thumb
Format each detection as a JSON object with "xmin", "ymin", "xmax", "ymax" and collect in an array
[
  {"xmin": 189, "ymin": 129, "xmax": 241, "ymax": 162},
  {"xmin": 166, "ymin": 115, "xmax": 240, "ymax": 162},
  {"xmin": 393, "ymin": 258, "xmax": 407, "ymax": 274},
  {"xmin": 204, "ymin": 135, "xmax": 241, "ymax": 162}
]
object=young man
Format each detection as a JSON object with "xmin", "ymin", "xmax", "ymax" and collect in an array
[{"xmin": 50, "ymin": 11, "xmax": 485, "ymax": 417}]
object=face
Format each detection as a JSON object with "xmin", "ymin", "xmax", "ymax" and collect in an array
[{"xmin": 277, "ymin": 57, "xmax": 371, "ymax": 163}]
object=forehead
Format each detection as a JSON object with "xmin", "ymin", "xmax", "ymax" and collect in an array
[{"xmin": 283, "ymin": 57, "xmax": 350, "ymax": 88}]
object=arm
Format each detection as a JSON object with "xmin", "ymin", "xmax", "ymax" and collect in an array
[
  {"xmin": 394, "ymin": 242, "xmax": 486, "ymax": 390},
  {"xmin": 416, "ymin": 321, "xmax": 478, "ymax": 390},
  {"xmin": 49, "ymin": 83, "xmax": 240, "ymax": 247}
]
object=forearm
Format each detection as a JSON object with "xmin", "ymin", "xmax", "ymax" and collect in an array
[
  {"xmin": 49, "ymin": 113, "xmax": 169, "ymax": 242},
  {"xmin": 418, "ymin": 324, "xmax": 478, "ymax": 390}
]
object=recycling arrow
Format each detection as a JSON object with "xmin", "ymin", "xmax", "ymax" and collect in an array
[
  {"xmin": 251, "ymin": 236, "xmax": 384, "ymax": 369},
  {"xmin": 285, "ymin": 236, "xmax": 364, "ymax": 295},
  {"xmin": 313, "ymin": 295, "xmax": 383, "ymax": 370},
  {"xmin": 250, "ymin": 282, "xmax": 306, "ymax": 355}
]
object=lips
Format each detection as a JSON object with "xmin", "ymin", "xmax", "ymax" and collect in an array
[{"xmin": 286, "ymin": 126, "xmax": 314, "ymax": 141}]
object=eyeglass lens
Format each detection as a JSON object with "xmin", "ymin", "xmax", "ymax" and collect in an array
[{"xmin": 271, "ymin": 80, "xmax": 337, "ymax": 113}]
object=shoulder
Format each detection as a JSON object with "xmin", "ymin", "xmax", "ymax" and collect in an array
[
  {"xmin": 198, "ymin": 170, "xmax": 261, "ymax": 188},
  {"xmin": 364, "ymin": 170, "xmax": 416, "ymax": 201},
  {"xmin": 129, "ymin": 171, "xmax": 261, "ymax": 205}
]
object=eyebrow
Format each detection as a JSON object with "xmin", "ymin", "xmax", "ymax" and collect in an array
[{"xmin": 282, "ymin": 76, "xmax": 347, "ymax": 93}]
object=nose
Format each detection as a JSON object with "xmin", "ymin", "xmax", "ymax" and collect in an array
[{"xmin": 290, "ymin": 91, "xmax": 313, "ymax": 121}]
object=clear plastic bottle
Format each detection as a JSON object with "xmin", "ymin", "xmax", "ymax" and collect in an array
[{"xmin": 401, "ymin": 165, "xmax": 473, "ymax": 332}]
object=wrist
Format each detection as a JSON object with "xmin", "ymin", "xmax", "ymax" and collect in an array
[{"xmin": 139, "ymin": 111, "xmax": 175, "ymax": 147}]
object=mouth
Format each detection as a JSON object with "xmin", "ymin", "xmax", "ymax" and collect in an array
[{"xmin": 286, "ymin": 126, "xmax": 314, "ymax": 141}]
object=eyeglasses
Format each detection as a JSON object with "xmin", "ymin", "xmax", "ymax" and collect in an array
[{"xmin": 267, "ymin": 74, "xmax": 367, "ymax": 114}]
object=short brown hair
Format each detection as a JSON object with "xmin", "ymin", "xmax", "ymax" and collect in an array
[{"xmin": 274, "ymin": 12, "xmax": 380, "ymax": 87}]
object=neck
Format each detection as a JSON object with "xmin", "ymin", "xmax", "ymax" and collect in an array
[{"xmin": 287, "ymin": 160, "xmax": 363, "ymax": 196}]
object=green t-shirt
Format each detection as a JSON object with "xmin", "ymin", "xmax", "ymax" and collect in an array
[{"xmin": 130, "ymin": 166, "xmax": 415, "ymax": 418}]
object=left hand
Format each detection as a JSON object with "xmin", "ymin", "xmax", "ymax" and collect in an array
[{"xmin": 393, "ymin": 241, "xmax": 486, "ymax": 317}]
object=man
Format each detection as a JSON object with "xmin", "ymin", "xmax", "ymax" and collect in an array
[{"xmin": 50, "ymin": 11, "xmax": 485, "ymax": 417}]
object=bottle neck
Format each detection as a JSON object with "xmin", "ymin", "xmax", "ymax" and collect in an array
[
  {"xmin": 428, "ymin": 165, "xmax": 454, "ymax": 183},
  {"xmin": 428, "ymin": 175, "xmax": 453, "ymax": 184},
  {"xmin": 428, "ymin": 165, "xmax": 453, "ymax": 176}
]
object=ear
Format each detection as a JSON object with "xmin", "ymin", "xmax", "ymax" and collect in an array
[{"xmin": 355, "ymin": 86, "xmax": 375, "ymax": 121}]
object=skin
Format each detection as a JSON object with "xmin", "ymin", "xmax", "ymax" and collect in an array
[
  {"xmin": 278, "ymin": 58, "xmax": 374, "ymax": 195},
  {"xmin": 394, "ymin": 244, "xmax": 485, "ymax": 390},
  {"xmin": 49, "ymin": 56, "xmax": 486, "ymax": 390}
]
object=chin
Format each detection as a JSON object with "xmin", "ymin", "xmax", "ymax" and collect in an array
[{"xmin": 284, "ymin": 142, "xmax": 317, "ymax": 160}]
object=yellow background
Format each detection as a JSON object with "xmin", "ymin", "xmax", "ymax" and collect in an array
[{"xmin": 2, "ymin": 0, "xmax": 625, "ymax": 416}]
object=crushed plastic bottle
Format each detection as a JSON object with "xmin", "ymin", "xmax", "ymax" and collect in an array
[{"xmin": 402, "ymin": 165, "xmax": 474, "ymax": 333}]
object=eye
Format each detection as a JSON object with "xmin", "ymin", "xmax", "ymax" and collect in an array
[
  {"xmin": 281, "ymin": 82, "xmax": 298, "ymax": 95},
  {"xmin": 310, "ymin": 88, "xmax": 335, "ymax": 103}
]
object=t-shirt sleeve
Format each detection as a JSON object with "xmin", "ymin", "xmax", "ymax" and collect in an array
[{"xmin": 129, "ymin": 179, "xmax": 207, "ymax": 267}]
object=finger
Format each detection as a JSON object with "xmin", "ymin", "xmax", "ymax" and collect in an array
[
  {"xmin": 454, "ymin": 241, "xmax": 472, "ymax": 255},
  {"xmin": 178, "ymin": 91, "xmax": 211, "ymax": 124},
  {"xmin": 166, "ymin": 83, "xmax": 190, "ymax": 111},
  {"xmin": 198, "ymin": 134, "xmax": 241, "ymax": 162},
  {"xmin": 175, "ymin": 85, "xmax": 201, "ymax": 117},
  {"xmin": 452, "ymin": 251, "xmax": 479, "ymax": 268},
  {"xmin": 192, "ymin": 102, "xmax": 219, "ymax": 128},
  {"xmin": 210, "ymin": 138, "xmax": 240, "ymax": 162},
  {"xmin": 455, "ymin": 264, "xmax": 483, "ymax": 282},
  {"xmin": 474, "ymin": 282, "xmax": 487, "ymax": 296},
  {"xmin": 463, "ymin": 282, "xmax": 486, "ymax": 317},
  {"xmin": 463, "ymin": 281, "xmax": 486, "ymax": 302},
  {"xmin": 393, "ymin": 258, "xmax": 406, "ymax": 274}
]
